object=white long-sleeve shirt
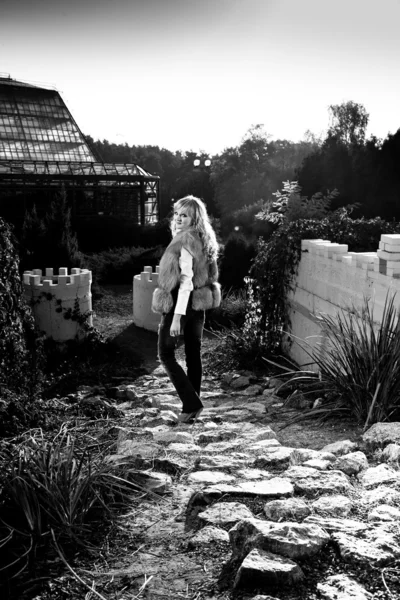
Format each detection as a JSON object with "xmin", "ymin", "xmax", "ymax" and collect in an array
[{"xmin": 174, "ymin": 247, "xmax": 194, "ymax": 315}]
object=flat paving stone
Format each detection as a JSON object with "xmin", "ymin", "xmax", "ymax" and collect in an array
[{"xmin": 187, "ymin": 470, "xmax": 236, "ymax": 485}]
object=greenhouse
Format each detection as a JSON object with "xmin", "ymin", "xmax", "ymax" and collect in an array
[{"xmin": 0, "ymin": 76, "xmax": 159, "ymax": 226}]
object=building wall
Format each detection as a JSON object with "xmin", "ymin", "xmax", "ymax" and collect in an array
[{"xmin": 287, "ymin": 235, "xmax": 400, "ymax": 370}]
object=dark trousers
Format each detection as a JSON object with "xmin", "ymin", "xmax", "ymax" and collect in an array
[{"xmin": 157, "ymin": 308, "xmax": 205, "ymax": 414}]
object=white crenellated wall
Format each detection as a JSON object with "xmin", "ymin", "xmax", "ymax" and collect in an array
[
  {"xmin": 287, "ymin": 234, "xmax": 400, "ymax": 370},
  {"xmin": 133, "ymin": 266, "xmax": 161, "ymax": 332},
  {"xmin": 23, "ymin": 267, "xmax": 92, "ymax": 342}
]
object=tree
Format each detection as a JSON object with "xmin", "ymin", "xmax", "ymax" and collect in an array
[
  {"xmin": 21, "ymin": 188, "xmax": 82, "ymax": 273},
  {"xmin": 327, "ymin": 101, "xmax": 369, "ymax": 146}
]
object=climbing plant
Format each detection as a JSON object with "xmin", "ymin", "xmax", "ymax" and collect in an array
[{"xmin": 247, "ymin": 210, "xmax": 400, "ymax": 358}]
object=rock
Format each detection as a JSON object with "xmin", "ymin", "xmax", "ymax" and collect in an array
[
  {"xmin": 252, "ymin": 427, "xmax": 280, "ymax": 442},
  {"xmin": 292, "ymin": 470, "xmax": 353, "ymax": 497},
  {"xmin": 167, "ymin": 442, "xmax": 202, "ymax": 454},
  {"xmin": 318, "ymin": 574, "xmax": 373, "ymax": 599},
  {"xmin": 233, "ymin": 548, "xmax": 304, "ymax": 590},
  {"xmin": 221, "ymin": 372, "xmax": 236, "ymax": 385},
  {"xmin": 248, "ymin": 439, "xmax": 282, "ymax": 453},
  {"xmin": 229, "ymin": 518, "xmax": 330, "ymax": 561},
  {"xmin": 153, "ymin": 456, "xmax": 188, "ymax": 474},
  {"xmin": 242, "ymin": 384, "xmax": 263, "ymax": 396},
  {"xmin": 321, "ymin": 440, "xmax": 358, "ymax": 456},
  {"xmin": 141, "ymin": 410, "xmax": 178, "ymax": 427},
  {"xmin": 238, "ymin": 402, "xmax": 266, "ymax": 415},
  {"xmin": 311, "ymin": 494, "xmax": 353, "ymax": 517},
  {"xmin": 263, "ymin": 498, "xmax": 311, "ymax": 522},
  {"xmin": 187, "ymin": 525, "xmax": 230, "ymax": 549},
  {"xmin": 199, "ymin": 455, "xmax": 248, "ymax": 471},
  {"xmin": 198, "ymin": 501, "xmax": 254, "ymax": 527},
  {"xmin": 360, "ymin": 485, "xmax": 400, "ymax": 507},
  {"xmin": 290, "ymin": 448, "xmax": 337, "ymax": 464},
  {"xmin": 283, "ymin": 466, "xmax": 321, "ymax": 479},
  {"xmin": 223, "ymin": 409, "xmax": 253, "ymax": 422},
  {"xmin": 268, "ymin": 377, "xmax": 282, "ymax": 388},
  {"xmin": 152, "ymin": 430, "xmax": 194, "ymax": 444},
  {"xmin": 231, "ymin": 375, "xmax": 251, "ymax": 389},
  {"xmin": 118, "ymin": 441, "xmax": 159, "ymax": 464},
  {"xmin": 284, "ymin": 393, "xmax": 312, "ymax": 409},
  {"xmin": 158, "ymin": 400, "xmax": 180, "ymax": 412},
  {"xmin": 253, "ymin": 447, "xmax": 295, "ymax": 469},
  {"xmin": 368, "ymin": 504, "xmax": 400, "ymax": 523},
  {"xmin": 335, "ymin": 451, "xmax": 369, "ymax": 476},
  {"xmin": 249, "ymin": 596, "xmax": 280, "ymax": 600},
  {"xmin": 303, "ymin": 516, "xmax": 368, "ymax": 535},
  {"xmin": 203, "ymin": 440, "xmax": 245, "ymax": 453},
  {"xmin": 359, "ymin": 463, "xmax": 399, "ymax": 489},
  {"xmin": 125, "ymin": 385, "xmax": 139, "ymax": 401},
  {"xmin": 187, "ymin": 470, "xmax": 236, "ymax": 485},
  {"xmin": 262, "ymin": 388, "xmax": 275, "ymax": 397},
  {"xmin": 381, "ymin": 443, "xmax": 400, "ymax": 464},
  {"xmin": 115, "ymin": 385, "xmax": 129, "ymax": 399},
  {"xmin": 303, "ymin": 459, "xmax": 333, "ymax": 470},
  {"xmin": 202, "ymin": 477, "xmax": 294, "ymax": 499},
  {"xmin": 236, "ymin": 468, "xmax": 273, "ymax": 481},
  {"xmin": 195, "ymin": 430, "xmax": 233, "ymax": 444},
  {"xmin": 130, "ymin": 471, "xmax": 172, "ymax": 495},
  {"xmin": 332, "ymin": 531, "xmax": 400, "ymax": 566},
  {"xmin": 363, "ymin": 422, "xmax": 400, "ymax": 450}
]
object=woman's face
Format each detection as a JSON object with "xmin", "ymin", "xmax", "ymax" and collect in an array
[{"xmin": 173, "ymin": 206, "xmax": 193, "ymax": 232}]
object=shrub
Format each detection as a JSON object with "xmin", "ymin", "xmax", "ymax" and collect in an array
[
  {"xmin": 20, "ymin": 188, "xmax": 83, "ymax": 273},
  {"xmin": 73, "ymin": 216, "xmax": 171, "ymax": 253},
  {"xmin": 83, "ymin": 245, "xmax": 164, "ymax": 286},
  {"xmin": 0, "ymin": 217, "xmax": 43, "ymax": 398},
  {"xmin": 222, "ymin": 200, "xmax": 274, "ymax": 240},
  {"xmin": 206, "ymin": 288, "xmax": 247, "ymax": 331},
  {"xmin": 0, "ymin": 427, "xmax": 145, "ymax": 589},
  {"xmin": 219, "ymin": 233, "xmax": 256, "ymax": 290}
]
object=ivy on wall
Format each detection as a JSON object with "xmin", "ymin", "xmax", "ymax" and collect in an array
[{"xmin": 248, "ymin": 211, "xmax": 400, "ymax": 358}]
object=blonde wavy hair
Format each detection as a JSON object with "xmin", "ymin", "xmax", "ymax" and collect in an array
[{"xmin": 171, "ymin": 195, "xmax": 219, "ymax": 262}]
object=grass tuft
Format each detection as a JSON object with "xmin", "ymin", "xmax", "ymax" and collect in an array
[{"xmin": 281, "ymin": 292, "xmax": 400, "ymax": 426}]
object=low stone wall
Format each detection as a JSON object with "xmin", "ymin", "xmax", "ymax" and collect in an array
[
  {"xmin": 132, "ymin": 266, "xmax": 161, "ymax": 332},
  {"xmin": 23, "ymin": 267, "xmax": 92, "ymax": 342},
  {"xmin": 287, "ymin": 234, "xmax": 400, "ymax": 369}
]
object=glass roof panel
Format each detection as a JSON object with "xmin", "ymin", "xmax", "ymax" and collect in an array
[{"xmin": 0, "ymin": 81, "xmax": 97, "ymax": 162}]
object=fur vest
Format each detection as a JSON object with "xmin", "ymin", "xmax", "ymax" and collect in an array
[{"xmin": 151, "ymin": 229, "xmax": 221, "ymax": 314}]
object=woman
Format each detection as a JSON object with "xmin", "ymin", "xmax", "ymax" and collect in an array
[{"xmin": 152, "ymin": 195, "xmax": 220, "ymax": 423}]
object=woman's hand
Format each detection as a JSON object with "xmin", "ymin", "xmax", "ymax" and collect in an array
[{"xmin": 170, "ymin": 314, "xmax": 182, "ymax": 337}]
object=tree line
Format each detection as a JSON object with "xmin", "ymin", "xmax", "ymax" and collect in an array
[{"xmin": 86, "ymin": 101, "xmax": 400, "ymax": 231}]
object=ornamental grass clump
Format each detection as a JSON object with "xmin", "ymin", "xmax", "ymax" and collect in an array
[
  {"xmin": 284, "ymin": 293, "xmax": 400, "ymax": 426},
  {"xmin": 0, "ymin": 426, "xmax": 145, "ymax": 587}
]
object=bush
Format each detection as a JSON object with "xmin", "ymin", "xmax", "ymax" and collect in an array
[
  {"xmin": 20, "ymin": 188, "xmax": 83, "ymax": 274},
  {"xmin": 256, "ymin": 181, "xmax": 341, "ymax": 226},
  {"xmin": 219, "ymin": 233, "xmax": 256, "ymax": 290},
  {"xmin": 83, "ymin": 245, "xmax": 164, "ymax": 286},
  {"xmin": 222, "ymin": 201, "xmax": 275, "ymax": 240},
  {"xmin": 206, "ymin": 288, "xmax": 247, "ymax": 330},
  {"xmin": 73, "ymin": 216, "xmax": 171, "ymax": 252},
  {"xmin": 0, "ymin": 427, "xmax": 145, "ymax": 590},
  {"xmin": 0, "ymin": 218, "xmax": 43, "ymax": 396}
]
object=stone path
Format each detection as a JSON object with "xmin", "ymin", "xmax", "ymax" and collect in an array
[{"xmin": 91, "ymin": 367, "xmax": 400, "ymax": 600}]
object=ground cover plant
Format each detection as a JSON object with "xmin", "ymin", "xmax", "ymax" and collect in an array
[{"xmin": 0, "ymin": 423, "xmax": 148, "ymax": 599}]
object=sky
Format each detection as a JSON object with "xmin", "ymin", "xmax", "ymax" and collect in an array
[{"xmin": 1, "ymin": 0, "xmax": 400, "ymax": 155}]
